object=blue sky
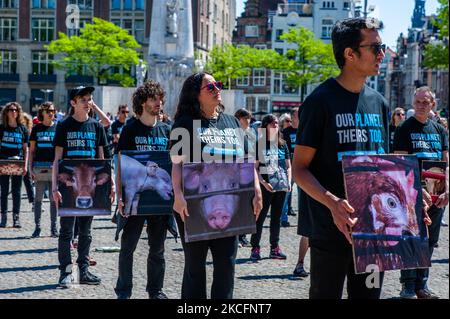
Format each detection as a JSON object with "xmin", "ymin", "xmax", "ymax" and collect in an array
[{"xmin": 236, "ymin": 0, "xmax": 441, "ymax": 50}]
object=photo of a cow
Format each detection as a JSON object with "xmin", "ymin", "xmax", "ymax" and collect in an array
[
  {"xmin": 58, "ymin": 159, "xmax": 112, "ymax": 217},
  {"xmin": 119, "ymin": 150, "xmax": 173, "ymax": 216},
  {"xmin": 183, "ymin": 162, "xmax": 256, "ymax": 243},
  {"xmin": 0, "ymin": 159, "xmax": 25, "ymax": 176}
]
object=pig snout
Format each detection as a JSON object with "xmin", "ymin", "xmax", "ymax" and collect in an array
[
  {"xmin": 76, "ymin": 196, "xmax": 93, "ymax": 209},
  {"xmin": 202, "ymin": 194, "xmax": 238, "ymax": 230}
]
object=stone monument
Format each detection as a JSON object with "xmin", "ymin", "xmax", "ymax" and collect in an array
[{"xmin": 148, "ymin": 0, "xmax": 194, "ymax": 118}]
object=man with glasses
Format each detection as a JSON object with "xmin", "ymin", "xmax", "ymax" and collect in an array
[
  {"xmin": 29, "ymin": 102, "xmax": 58, "ymax": 238},
  {"xmin": 393, "ymin": 86, "xmax": 449, "ymax": 299},
  {"xmin": 292, "ymin": 18, "xmax": 389, "ymax": 299},
  {"xmin": 111, "ymin": 104, "xmax": 130, "ymax": 155}
]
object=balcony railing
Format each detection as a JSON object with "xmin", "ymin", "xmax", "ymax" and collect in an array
[
  {"xmin": 0, "ymin": 73, "xmax": 19, "ymax": 82},
  {"xmin": 28, "ymin": 74, "xmax": 56, "ymax": 83}
]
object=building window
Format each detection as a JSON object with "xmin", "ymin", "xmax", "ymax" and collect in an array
[
  {"xmin": 246, "ymin": 96, "xmax": 256, "ymax": 113},
  {"xmin": 213, "ymin": 33, "xmax": 216, "ymax": 46},
  {"xmin": 253, "ymin": 68, "xmax": 266, "ymax": 86},
  {"xmin": 134, "ymin": 19, "xmax": 144, "ymax": 43},
  {"xmin": 321, "ymin": 19, "xmax": 333, "ymax": 39},
  {"xmin": 0, "ymin": 0, "xmax": 17, "ymax": 8},
  {"xmin": 206, "ymin": 24, "xmax": 209, "ymax": 47},
  {"xmin": 200, "ymin": 22, "xmax": 203, "ymax": 46},
  {"xmin": 32, "ymin": 0, "xmax": 55, "ymax": 8},
  {"xmin": 258, "ymin": 97, "xmax": 269, "ymax": 114},
  {"xmin": 111, "ymin": 0, "xmax": 120, "ymax": 10},
  {"xmin": 343, "ymin": 1, "xmax": 350, "ymax": 10},
  {"xmin": 32, "ymin": 18, "xmax": 55, "ymax": 42},
  {"xmin": 275, "ymin": 29, "xmax": 284, "ymax": 42},
  {"xmin": 32, "ymin": 51, "xmax": 54, "ymax": 75},
  {"xmin": 0, "ymin": 50, "xmax": 17, "ymax": 73},
  {"xmin": 254, "ymin": 44, "xmax": 267, "ymax": 49},
  {"xmin": 0, "ymin": 18, "xmax": 17, "ymax": 41},
  {"xmin": 68, "ymin": 0, "xmax": 92, "ymax": 9},
  {"xmin": 273, "ymin": 72, "xmax": 299, "ymax": 95},
  {"xmin": 135, "ymin": 0, "xmax": 144, "ymax": 10},
  {"xmin": 67, "ymin": 18, "xmax": 90, "ymax": 36},
  {"xmin": 275, "ymin": 48, "xmax": 283, "ymax": 55},
  {"xmin": 236, "ymin": 71, "xmax": 250, "ymax": 86},
  {"xmin": 123, "ymin": 0, "xmax": 132, "ymax": 10},
  {"xmin": 245, "ymin": 25, "xmax": 259, "ymax": 38}
]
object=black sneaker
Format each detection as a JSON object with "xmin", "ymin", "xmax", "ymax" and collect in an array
[
  {"xmin": 79, "ymin": 271, "xmax": 101, "ymax": 285},
  {"xmin": 13, "ymin": 219, "xmax": 21, "ymax": 229},
  {"xmin": 239, "ymin": 235, "xmax": 250, "ymax": 247},
  {"xmin": 51, "ymin": 228, "xmax": 59, "ymax": 238},
  {"xmin": 149, "ymin": 291, "xmax": 168, "ymax": 299},
  {"xmin": 0, "ymin": 215, "xmax": 6, "ymax": 228},
  {"xmin": 281, "ymin": 221, "xmax": 290, "ymax": 227},
  {"xmin": 269, "ymin": 246, "xmax": 287, "ymax": 260},
  {"xmin": 58, "ymin": 273, "xmax": 74, "ymax": 288},
  {"xmin": 287, "ymin": 209, "xmax": 297, "ymax": 216},
  {"xmin": 293, "ymin": 264, "xmax": 309, "ymax": 277},
  {"xmin": 117, "ymin": 293, "xmax": 131, "ymax": 299},
  {"xmin": 31, "ymin": 227, "xmax": 41, "ymax": 238}
]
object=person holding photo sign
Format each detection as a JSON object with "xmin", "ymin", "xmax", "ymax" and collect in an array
[
  {"xmin": 0, "ymin": 102, "xmax": 29, "ymax": 228},
  {"xmin": 170, "ymin": 73, "xmax": 263, "ymax": 299},
  {"xmin": 114, "ymin": 81, "xmax": 172, "ymax": 300},
  {"xmin": 29, "ymin": 102, "xmax": 58, "ymax": 238},
  {"xmin": 292, "ymin": 18, "xmax": 389, "ymax": 299},
  {"xmin": 52, "ymin": 86, "xmax": 113, "ymax": 288}
]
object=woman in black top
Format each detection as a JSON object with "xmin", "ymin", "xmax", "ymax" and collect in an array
[
  {"xmin": 170, "ymin": 73, "xmax": 262, "ymax": 299},
  {"xmin": 389, "ymin": 107, "xmax": 405, "ymax": 152},
  {"xmin": 250, "ymin": 114, "xmax": 292, "ymax": 261},
  {"xmin": 0, "ymin": 102, "xmax": 29, "ymax": 228}
]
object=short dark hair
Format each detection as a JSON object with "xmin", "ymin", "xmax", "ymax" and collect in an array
[
  {"xmin": 234, "ymin": 108, "xmax": 251, "ymax": 119},
  {"xmin": 117, "ymin": 104, "xmax": 128, "ymax": 113},
  {"xmin": 132, "ymin": 80, "xmax": 165, "ymax": 116},
  {"xmin": 38, "ymin": 101, "xmax": 55, "ymax": 122},
  {"xmin": 332, "ymin": 17, "xmax": 383, "ymax": 69}
]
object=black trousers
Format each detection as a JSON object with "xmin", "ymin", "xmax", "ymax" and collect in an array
[
  {"xmin": 309, "ymin": 238, "xmax": 384, "ymax": 299},
  {"xmin": 400, "ymin": 205, "xmax": 444, "ymax": 290},
  {"xmin": 174, "ymin": 212, "xmax": 238, "ymax": 299},
  {"xmin": 250, "ymin": 186, "xmax": 287, "ymax": 249},
  {"xmin": 0, "ymin": 175, "xmax": 22, "ymax": 215},
  {"xmin": 23, "ymin": 171, "xmax": 34, "ymax": 203},
  {"xmin": 58, "ymin": 216, "xmax": 93, "ymax": 273},
  {"xmin": 115, "ymin": 215, "xmax": 168, "ymax": 297}
]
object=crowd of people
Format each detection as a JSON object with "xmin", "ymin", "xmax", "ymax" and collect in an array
[{"xmin": 0, "ymin": 17, "xmax": 448, "ymax": 300}]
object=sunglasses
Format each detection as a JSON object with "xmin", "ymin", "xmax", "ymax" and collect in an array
[
  {"xmin": 358, "ymin": 43, "xmax": 386, "ymax": 56},
  {"xmin": 7, "ymin": 108, "xmax": 18, "ymax": 113},
  {"xmin": 285, "ymin": 119, "xmax": 292, "ymax": 122},
  {"xmin": 201, "ymin": 81, "xmax": 223, "ymax": 92},
  {"xmin": 46, "ymin": 109, "xmax": 56, "ymax": 114},
  {"xmin": 395, "ymin": 113, "xmax": 405, "ymax": 116},
  {"xmin": 121, "ymin": 111, "xmax": 129, "ymax": 114}
]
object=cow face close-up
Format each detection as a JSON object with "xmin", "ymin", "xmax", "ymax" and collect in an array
[{"xmin": 58, "ymin": 164, "xmax": 110, "ymax": 209}]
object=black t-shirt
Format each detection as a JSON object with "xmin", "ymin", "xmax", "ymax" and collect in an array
[
  {"xmin": 389, "ymin": 124, "xmax": 396, "ymax": 152},
  {"xmin": 393, "ymin": 117, "xmax": 448, "ymax": 167},
  {"xmin": 111, "ymin": 119, "xmax": 126, "ymax": 136},
  {"xmin": 53, "ymin": 116, "xmax": 107, "ymax": 159},
  {"xmin": 282, "ymin": 126, "xmax": 297, "ymax": 158},
  {"xmin": 256, "ymin": 139, "xmax": 290, "ymax": 188},
  {"xmin": 0, "ymin": 124, "xmax": 29, "ymax": 159},
  {"xmin": 30, "ymin": 123, "xmax": 56, "ymax": 162},
  {"xmin": 170, "ymin": 113, "xmax": 246, "ymax": 162},
  {"xmin": 118, "ymin": 120, "xmax": 171, "ymax": 152},
  {"xmin": 296, "ymin": 78, "xmax": 389, "ymax": 241}
]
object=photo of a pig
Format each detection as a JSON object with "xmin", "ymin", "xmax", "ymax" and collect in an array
[
  {"xmin": 183, "ymin": 162, "xmax": 256, "ymax": 242},
  {"xmin": 119, "ymin": 150, "xmax": 173, "ymax": 216},
  {"xmin": 58, "ymin": 159, "xmax": 112, "ymax": 217}
]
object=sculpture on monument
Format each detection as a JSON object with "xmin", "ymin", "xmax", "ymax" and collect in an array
[
  {"xmin": 136, "ymin": 59, "xmax": 147, "ymax": 87},
  {"xmin": 166, "ymin": 0, "xmax": 179, "ymax": 37}
]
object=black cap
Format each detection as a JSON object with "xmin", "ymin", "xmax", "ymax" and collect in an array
[{"xmin": 69, "ymin": 86, "xmax": 95, "ymax": 101}]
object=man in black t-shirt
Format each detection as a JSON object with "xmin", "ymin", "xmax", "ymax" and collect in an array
[
  {"xmin": 292, "ymin": 18, "xmax": 389, "ymax": 299},
  {"xmin": 394, "ymin": 86, "xmax": 449, "ymax": 299},
  {"xmin": 114, "ymin": 81, "xmax": 172, "ymax": 300},
  {"xmin": 52, "ymin": 86, "xmax": 112, "ymax": 288},
  {"xmin": 111, "ymin": 104, "xmax": 129, "ymax": 155}
]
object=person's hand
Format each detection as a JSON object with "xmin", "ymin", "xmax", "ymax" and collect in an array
[
  {"xmin": 435, "ymin": 191, "xmax": 449, "ymax": 208},
  {"xmin": 328, "ymin": 197, "xmax": 357, "ymax": 245},
  {"xmin": 173, "ymin": 194, "xmax": 189, "ymax": 222},
  {"xmin": 422, "ymin": 188, "xmax": 433, "ymax": 208},
  {"xmin": 22, "ymin": 166, "xmax": 27, "ymax": 176},
  {"xmin": 53, "ymin": 190, "xmax": 62, "ymax": 208},
  {"xmin": 423, "ymin": 209, "xmax": 432, "ymax": 226},
  {"xmin": 118, "ymin": 199, "xmax": 128, "ymax": 218},
  {"xmin": 261, "ymin": 180, "xmax": 274, "ymax": 193},
  {"xmin": 110, "ymin": 187, "xmax": 116, "ymax": 204},
  {"xmin": 30, "ymin": 168, "xmax": 36, "ymax": 180},
  {"xmin": 253, "ymin": 185, "xmax": 263, "ymax": 221}
]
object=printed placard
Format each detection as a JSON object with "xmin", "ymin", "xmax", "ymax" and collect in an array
[
  {"xmin": 119, "ymin": 150, "xmax": 173, "ymax": 216},
  {"xmin": 32, "ymin": 161, "xmax": 53, "ymax": 182},
  {"xmin": 183, "ymin": 162, "xmax": 256, "ymax": 242},
  {"xmin": 342, "ymin": 154, "xmax": 430, "ymax": 273},
  {"xmin": 58, "ymin": 159, "xmax": 112, "ymax": 217},
  {"xmin": 422, "ymin": 160, "xmax": 446, "ymax": 204},
  {"xmin": 0, "ymin": 159, "xmax": 25, "ymax": 176}
]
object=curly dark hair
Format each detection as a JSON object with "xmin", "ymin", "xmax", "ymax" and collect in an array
[
  {"xmin": 38, "ymin": 101, "xmax": 55, "ymax": 122},
  {"xmin": 174, "ymin": 72, "xmax": 224, "ymax": 121},
  {"xmin": 132, "ymin": 80, "xmax": 166, "ymax": 116},
  {"xmin": 332, "ymin": 17, "xmax": 384, "ymax": 69}
]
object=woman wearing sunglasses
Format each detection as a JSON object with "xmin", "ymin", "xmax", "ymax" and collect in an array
[
  {"xmin": 170, "ymin": 72, "xmax": 263, "ymax": 299},
  {"xmin": 0, "ymin": 102, "xmax": 29, "ymax": 228},
  {"xmin": 389, "ymin": 107, "xmax": 405, "ymax": 152},
  {"xmin": 29, "ymin": 102, "xmax": 58, "ymax": 238}
]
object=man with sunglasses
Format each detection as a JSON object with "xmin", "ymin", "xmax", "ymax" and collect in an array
[
  {"xmin": 111, "ymin": 105, "xmax": 130, "ymax": 155},
  {"xmin": 292, "ymin": 18, "xmax": 390, "ymax": 299},
  {"xmin": 29, "ymin": 102, "xmax": 58, "ymax": 238}
]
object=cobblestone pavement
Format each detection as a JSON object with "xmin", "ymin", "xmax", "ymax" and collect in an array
[{"xmin": 0, "ymin": 189, "xmax": 448, "ymax": 299}]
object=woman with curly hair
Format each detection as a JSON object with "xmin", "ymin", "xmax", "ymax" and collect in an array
[{"xmin": 0, "ymin": 102, "xmax": 29, "ymax": 228}]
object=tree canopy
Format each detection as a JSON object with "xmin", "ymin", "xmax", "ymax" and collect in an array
[{"xmin": 423, "ymin": 0, "xmax": 449, "ymax": 68}]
